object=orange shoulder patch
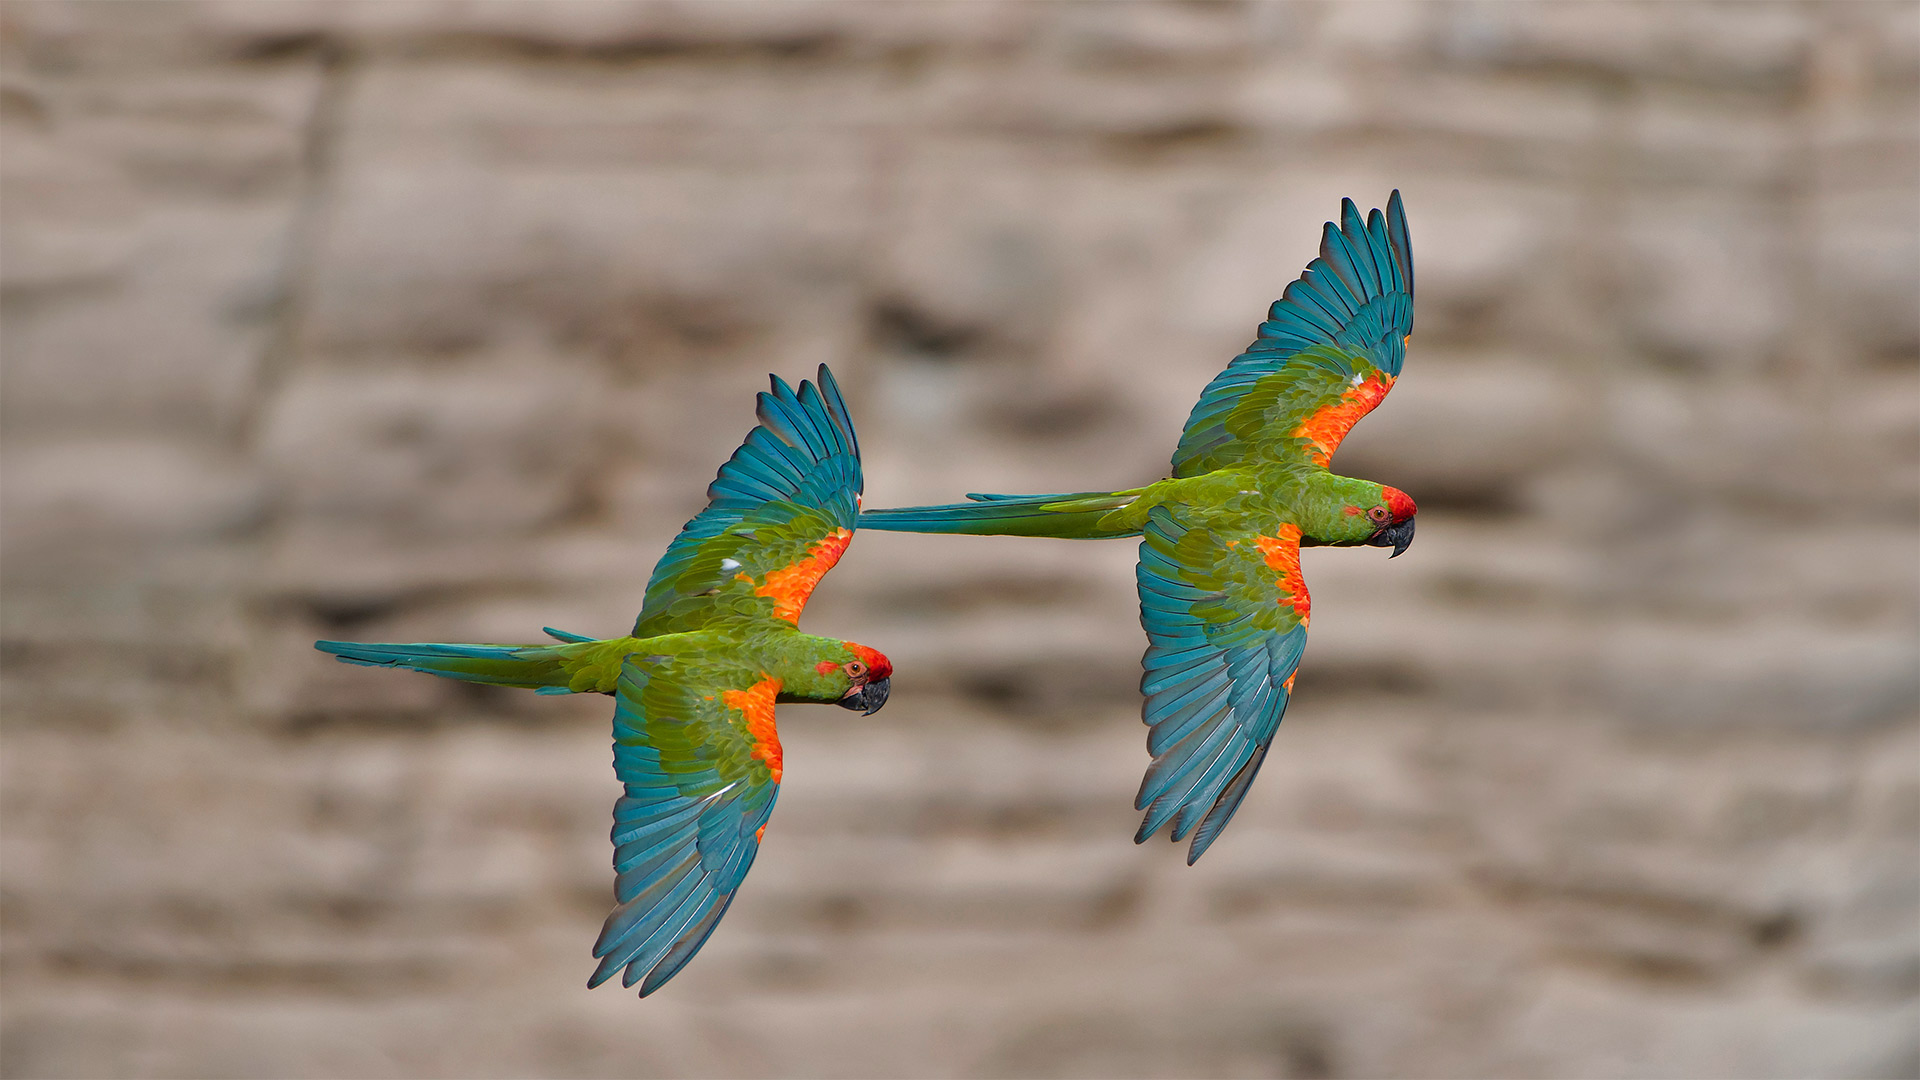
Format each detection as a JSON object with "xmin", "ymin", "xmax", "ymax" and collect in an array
[
  {"xmin": 1292, "ymin": 373, "xmax": 1393, "ymax": 468},
  {"xmin": 1252, "ymin": 525, "xmax": 1311, "ymax": 626},
  {"xmin": 722, "ymin": 677, "xmax": 784, "ymax": 784},
  {"xmin": 754, "ymin": 528, "xmax": 854, "ymax": 624}
]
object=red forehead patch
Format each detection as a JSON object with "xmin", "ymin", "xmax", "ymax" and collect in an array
[
  {"xmin": 1382, "ymin": 486, "xmax": 1417, "ymax": 521},
  {"xmin": 845, "ymin": 642, "xmax": 892, "ymax": 680}
]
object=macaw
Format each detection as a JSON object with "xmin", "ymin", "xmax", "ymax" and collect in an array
[
  {"xmin": 316, "ymin": 366, "xmax": 891, "ymax": 996},
  {"xmin": 859, "ymin": 192, "xmax": 1417, "ymax": 864}
]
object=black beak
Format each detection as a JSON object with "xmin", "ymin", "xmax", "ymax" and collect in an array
[
  {"xmin": 1368, "ymin": 516, "xmax": 1415, "ymax": 558},
  {"xmin": 837, "ymin": 677, "xmax": 891, "ymax": 715}
]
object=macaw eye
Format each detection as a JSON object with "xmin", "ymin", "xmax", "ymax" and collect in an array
[
  {"xmin": 845, "ymin": 660, "xmax": 868, "ymax": 678},
  {"xmin": 1367, "ymin": 505, "xmax": 1391, "ymax": 523}
]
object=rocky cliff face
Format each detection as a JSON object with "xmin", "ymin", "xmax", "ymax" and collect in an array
[{"xmin": 3, "ymin": 3, "xmax": 1915, "ymax": 1076}]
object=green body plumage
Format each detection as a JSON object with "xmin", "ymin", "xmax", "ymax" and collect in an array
[
  {"xmin": 318, "ymin": 628, "xmax": 872, "ymax": 699},
  {"xmin": 877, "ymin": 467, "xmax": 1400, "ymax": 545}
]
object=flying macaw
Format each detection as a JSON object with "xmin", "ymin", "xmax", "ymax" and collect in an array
[
  {"xmin": 859, "ymin": 192, "xmax": 1417, "ymax": 864},
  {"xmin": 316, "ymin": 366, "xmax": 891, "ymax": 996}
]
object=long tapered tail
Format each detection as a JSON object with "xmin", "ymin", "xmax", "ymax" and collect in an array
[
  {"xmin": 856, "ymin": 490, "xmax": 1144, "ymax": 539},
  {"xmin": 314, "ymin": 630, "xmax": 590, "ymax": 694}
]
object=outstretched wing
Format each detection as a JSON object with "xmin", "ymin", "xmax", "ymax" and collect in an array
[
  {"xmin": 1134, "ymin": 506, "xmax": 1311, "ymax": 863},
  {"xmin": 589, "ymin": 654, "xmax": 784, "ymax": 996},
  {"xmin": 1171, "ymin": 191, "xmax": 1413, "ymax": 477},
  {"xmin": 634, "ymin": 366, "xmax": 862, "ymax": 637}
]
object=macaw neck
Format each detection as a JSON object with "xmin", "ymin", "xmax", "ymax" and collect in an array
[
  {"xmin": 760, "ymin": 632, "xmax": 856, "ymax": 704},
  {"xmin": 1268, "ymin": 468, "xmax": 1386, "ymax": 545}
]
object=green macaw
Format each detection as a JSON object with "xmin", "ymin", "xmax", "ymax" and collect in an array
[
  {"xmin": 317, "ymin": 366, "xmax": 891, "ymax": 996},
  {"xmin": 859, "ymin": 192, "xmax": 1418, "ymax": 864}
]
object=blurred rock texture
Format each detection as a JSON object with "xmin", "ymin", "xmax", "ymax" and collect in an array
[{"xmin": 3, "ymin": 1, "xmax": 1917, "ymax": 1076}]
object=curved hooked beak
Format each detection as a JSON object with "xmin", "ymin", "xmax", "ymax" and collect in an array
[
  {"xmin": 837, "ymin": 676, "xmax": 891, "ymax": 715},
  {"xmin": 1368, "ymin": 516, "xmax": 1416, "ymax": 558}
]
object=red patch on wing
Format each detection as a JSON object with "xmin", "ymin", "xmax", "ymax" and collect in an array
[
  {"xmin": 1292, "ymin": 373, "xmax": 1394, "ymax": 467},
  {"xmin": 1282, "ymin": 671, "xmax": 1297, "ymax": 694},
  {"xmin": 754, "ymin": 528, "xmax": 853, "ymax": 623},
  {"xmin": 1252, "ymin": 524, "xmax": 1312, "ymax": 627},
  {"xmin": 845, "ymin": 642, "xmax": 892, "ymax": 680},
  {"xmin": 1381, "ymin": 485, "xmax": 1417, "ymax": 521},
  {"xmin": 722, "ymin": 677, "xmax": 784, "ymax": 784}
]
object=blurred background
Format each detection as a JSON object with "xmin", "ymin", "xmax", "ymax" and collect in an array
[{"xmin": 3, "ymin": 2, "xmax": 1916, "ymax": 1077}]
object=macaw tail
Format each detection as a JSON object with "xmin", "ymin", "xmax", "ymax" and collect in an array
[
  {"xmin": 314, "ymin": 628, "xmax": 593, "ymax": 694},
  {"xmin": 857, "ymin": 490, "xmax": 1143, "ymax": 539}
]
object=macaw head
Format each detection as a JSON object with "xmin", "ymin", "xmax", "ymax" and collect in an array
[
  {"xmin": 1303, "ymin": 478, "xmax": 1417, "ymax": 556},
  {"xmin": 811, "ymin": 641, "xmax": 892, "ymax": 715},
  {"xmin": 1364, "ymin": 485, "xmax": 1417, "ymax": 558}
]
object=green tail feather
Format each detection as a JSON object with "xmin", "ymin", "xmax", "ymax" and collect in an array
[
  {"xmin": 856, "ymin": 490, "xmax": 1142, "ymax": 539},
  {"xmin": 315, "ymin": 639, "xmax": 580, "ymax": 692}
]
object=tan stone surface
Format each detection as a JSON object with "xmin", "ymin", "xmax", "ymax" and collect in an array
[{"xmin": 3, "ymin": 2, "xmax": 1915, "ymax": 1076}]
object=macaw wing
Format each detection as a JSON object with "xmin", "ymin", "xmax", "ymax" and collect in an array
[
  {"xmin": 634, "ymin": 365, "xmax": 862, "ymax": 637},
  {"xmin": 1134, "ymin": 506, "xmax": 1311, "ymax": 863},
  {"xmin": 1171, "ymin": 191, "xmax": 1413, "ymax": 477},
  {"xmin": 589, "ymin": 654, "xmax": 785, "ymax": 996}
]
